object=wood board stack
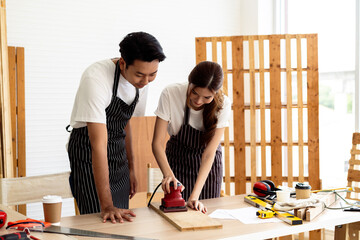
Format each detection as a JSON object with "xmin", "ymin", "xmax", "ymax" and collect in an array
[{"xmin": 294, "ymin": 192, "xmax": 338, "ymax": 221}]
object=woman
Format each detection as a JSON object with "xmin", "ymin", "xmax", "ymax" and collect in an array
[{"xmin": 152, "ymin": 61, "xmax": 231, "ymax": 213}]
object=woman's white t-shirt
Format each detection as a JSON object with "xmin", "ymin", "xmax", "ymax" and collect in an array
[
  {"xmin": 154, "ymin": 82, "xmax": 232, "ymax": 136},
  {"xmin": 70, "ymin": 59, "xmax": 148, "ymax": 128}
]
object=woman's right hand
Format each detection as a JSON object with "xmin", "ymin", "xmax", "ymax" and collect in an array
[
  {"xmin": 100, "ymin": 205, "xmax": 136, "ymax": 223},
  {"xmin": 161, "ymin": 175, "xmax": 185, "ymax": 194}
]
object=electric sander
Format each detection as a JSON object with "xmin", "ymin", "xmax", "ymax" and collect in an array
[{"xmin": 159, "ymin": 182, "xmax": 187, "ymax": 213}]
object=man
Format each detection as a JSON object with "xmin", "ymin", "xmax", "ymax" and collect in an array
[{"xmin": 67, "ymin": 32, "xmax": 166, "ymax": 223}]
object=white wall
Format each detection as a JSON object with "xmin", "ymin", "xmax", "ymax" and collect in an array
[{"xmin": 6, "ymin": 0, "xmax": 274, "ymax": 219}]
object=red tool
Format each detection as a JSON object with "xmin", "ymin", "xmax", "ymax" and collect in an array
[
  {"xmin": 6, "ymin": 219, "xmax": 51, "ymax": 230},
  {"xmin": 160, "ymin": 182, "xmax": 187, "ymax": 213},
  {"xmin": 0, "ymin": 210, "xmax": 7, "ymax": 228},
  {"xmin": 0, "ymin": 232, "xmax": 28, "ymax": 240}
]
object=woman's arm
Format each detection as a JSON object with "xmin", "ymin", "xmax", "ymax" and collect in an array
[
  {"xmin": 152, "ymin": 117, "xmax": 182, "ymax": 193},
  {"xmin": 125, "ymin": 120, "xmax": 137, "ymax": 199},
  {"xmin": 87, "ymin": 122, "xmax": 136, "ymax": 223},
  {"xmin": 187, "ymin": 127, "xmax": 225, "ymax": 212}
]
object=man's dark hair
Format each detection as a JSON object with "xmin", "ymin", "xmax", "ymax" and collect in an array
[{"xmin": 119, "ymin": 32, "xmax": 166, "ymax": 67}]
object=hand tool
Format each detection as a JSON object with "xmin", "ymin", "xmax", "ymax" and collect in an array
[
  {"xmin": 160, "ymin": 182, "xmax": 187, "ymax": 213},
  {"xmin": 8, "ymin": 219, "xmax": 153, "ymax": 240},
  {"xmin": 0, "ymin": 210, "xmax": 7, "ymax": 228},
  {"xmin": 256, "ymin": 209, "xmax": 275, "ymax": 219},
  {"xmin": 311, "ymin": 187, "xmax": 353, "ymax": 193},
  {"xmin": 344, "ymin": 207, "xmax": 360, "ymax": 212},
  {"xmin": 244, "ymin": 195, "xmax": 303, "ymax": 225},
  {"xmin": 31, "ymin": 225, "xmax": 153, "ymax": 239},
  {"xmin": 0, "ymin": 232, "xmax": 29, "ymax": 240}
]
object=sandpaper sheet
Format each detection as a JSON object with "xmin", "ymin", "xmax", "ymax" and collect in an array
[{"xmin": 149, "ymin": 202, "xmax": 222, "ymax": 231}]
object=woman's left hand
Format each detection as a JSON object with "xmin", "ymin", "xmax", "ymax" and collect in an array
[
  {"xmin": 187, "ymin": 199, "xmax": 207, "ymax": 213},
  {"xmin": 129, "ymin": 168, "xmax": 137, "ymax": 199}
]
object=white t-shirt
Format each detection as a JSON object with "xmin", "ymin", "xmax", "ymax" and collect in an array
[
  {"xmin": 70, "ymin": 59, "xmax": 148, "ymax": 128},
  {"xmin": 154, "ymin": 82, "xmax": 232, "ymax": 136}
]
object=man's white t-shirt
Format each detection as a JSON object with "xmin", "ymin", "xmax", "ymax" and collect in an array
[
  {"xmin": 154, "ymin": 82, "xmax": 232, "ymax": 136},
  {"xmin": 70, "ymin": 59, "xmax": 147, "ymax": 128}
]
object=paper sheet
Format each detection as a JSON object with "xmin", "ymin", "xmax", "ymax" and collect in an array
[{"xmin": 209, "ymin": 207, "xmax": 282, "ymax": 224}]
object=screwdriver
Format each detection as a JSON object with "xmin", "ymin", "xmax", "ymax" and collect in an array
[{"xmin": 0, "ymin": 232, "xmax": 29, "ymax": 240}]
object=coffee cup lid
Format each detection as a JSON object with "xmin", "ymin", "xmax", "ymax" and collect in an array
[
  {"xmin": 42, "ymin": 195, "xmax": 62, "ymax": 203},
  {"xmin": 295, "ymin": 183, "xmax": 311, "ymax": 190}
]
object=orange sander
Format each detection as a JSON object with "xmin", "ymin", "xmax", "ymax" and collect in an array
[{"xmin": 160, "ymin": 182, "xmax": 187, "ymax": 213}]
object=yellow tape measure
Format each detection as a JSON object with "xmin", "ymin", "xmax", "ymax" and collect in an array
[{"xmin": 256, "ymin": 209, "xmax": 275, "ymax": 219}]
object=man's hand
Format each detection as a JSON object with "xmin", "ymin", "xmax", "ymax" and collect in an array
[{"xmin": 100, "ymin": 206, "xmax": 136, "ymax": 223}]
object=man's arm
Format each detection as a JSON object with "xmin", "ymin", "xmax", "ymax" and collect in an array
[{"xmin": 87, "ymin": 122, "xmax": 136, "ymax": 223}]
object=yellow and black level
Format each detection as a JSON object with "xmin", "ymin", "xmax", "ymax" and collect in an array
[{"xmin": 244, "ymin": 195, "xmax": 303, "ymax": 225}]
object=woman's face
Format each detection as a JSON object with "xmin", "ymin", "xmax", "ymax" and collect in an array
[{"xmin": 187, "ymin": 84, "xmax": 215, "ymax": 110}]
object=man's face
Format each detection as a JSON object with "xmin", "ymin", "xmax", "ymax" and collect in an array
[{"xmin": 120, "ymin": 58, "xmax": 159, "ymax": 89}]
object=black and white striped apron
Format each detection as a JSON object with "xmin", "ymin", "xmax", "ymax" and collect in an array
[
  {"xmin": 67, "ymin": 60, "xmax": 139, "ymax": 214},
  {"xmin": 165, "ymin": 106, "xmax": 223, "ymax": 201}
]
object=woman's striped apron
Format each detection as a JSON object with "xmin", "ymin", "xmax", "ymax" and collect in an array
[
  {"xmin": 67, "ymin": 60, "xmax": 139, "ymax": 214},
  {"xmin": 165, "ymin": 105, "xmax": 223, "ymax": 201}
]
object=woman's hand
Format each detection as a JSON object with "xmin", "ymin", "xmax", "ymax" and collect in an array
[
  {"xmin": 100, "ymin": 206, "xmax": 136, "ymax": 223},
  {"xmin": 187, "ymin": 199, "xmax": 207, "ymax": 214},
  {"xmin": 129, "ymin": 168, "xmax": 137, "ymax": 199},
  {"xmin": 161, "ymin": 175, "xmax": 184, "ymax": 194}
]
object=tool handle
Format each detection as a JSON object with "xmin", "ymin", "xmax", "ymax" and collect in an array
[
  {"xmin": 0, "ymin": 232, "xmax": 28, "ymax": 240},
  {"xmin": 344, "ymin": 208, "xmax": 360, "ymax": 212}
]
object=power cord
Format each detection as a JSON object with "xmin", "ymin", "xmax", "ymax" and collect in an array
[{"xmin": 147, "ymin": 182, "xmax": 162, "ymax": 207}]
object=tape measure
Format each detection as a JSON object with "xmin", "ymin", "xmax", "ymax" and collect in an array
[
  {"xmin": 244, "ymin": 195, "xmax": 303, "ymax": 225},
  {"xmin": 256, "ymin": 209, "xmax": 275, "ymax": 219}
]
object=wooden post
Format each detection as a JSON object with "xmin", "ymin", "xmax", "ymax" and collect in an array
[
  {"xmin": 269, "ymin": 35, "xmax": 282, "ymax": 187},
  {"xmin": 232, "ymin": 36, "xmax": 246, "ymax": 194},
  {"xmin": 0, "ymin": 0, "xmax": 14, "ymax": 178},
  {"xmin": 307, "ymin": 34, "xmax": 320, "ymax": 190}
]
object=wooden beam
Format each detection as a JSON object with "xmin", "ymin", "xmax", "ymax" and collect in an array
[
  {"xmin": 232, "ymin": 36, "xmax": 246, "ymax": 194},
  {"xmin": 269, "ymin": 35, "xmax": 282, "ymax": 187},
  {"xmin": 0, "ymin": 0, "xmax": 14, "ymax": 178},
  {"xmin": 307, "ymin": 34, "xmax": 320, "ymax": 190}
]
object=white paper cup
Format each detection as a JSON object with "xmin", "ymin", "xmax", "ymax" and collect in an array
[
  {"xmin": 276, "ymin": 190, "xmax": 290, "ymax": 202},
  {"xmin": 42, "ymin": 195, "xmax": 62, "ymax": 225}
]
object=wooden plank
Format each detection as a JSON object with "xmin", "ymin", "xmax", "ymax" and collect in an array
[
  {"xmin": 296, "ymin": 35, "xmax": 304, "ymax": 183},
  {"xmin": 195, "ymin": 38, "xmax": 206, "ymax": 64},
  {"xmin": 248, "ymin": 37, "xmax": 257, "ymax": 187},
  {"xmin": 349, "ymin": 159, "xmax": 360, "ymax": 166},
  {"xmin": 307, "ymin": 34, "xmax": 320, "ymax": 190},
  {"xmin": 0, "ymin": 0, "xmax": 14, "ymax": 178},
  {"xmin": 259, "ymin": 37, "xmax": 266, "ymax": 179},
  {"xmin": 353, "ymin": 132, "xmax": 360, "ymax": 144},
  {"xmin": 232, "ymin": 36, "xmax": 246, "ymax": 194},
  {"xmin": 211, "ymin": 39, "xmax": 217, "ymax": 62},
  {"xmin": 347, "ymin": 169, "xmax": 360, "ymax": 182},
  {"xmin": 285, "ymin": 35, "xmax": 293, "ymax": 186},
  {"xmin": 149, "ymin": 202, "xmax": 222, "ymax": 231},
  {"xmin": 196, "ymin": 34, "xmax": 316, "ymax": 42},
  {"xmin": 16, "ymin": 47, "xmax": 25, "ymax": 178},
  {"xmin": 221, "ymin": 40, "xmax": 231, "ymax": 195},
  {"xmin": 305, "ymin": 192, "xmax": 337, "ymax": 221},
  {"xmin": 269, "ymin": 35, "xmax": 282, "ymax": 187},
  {"xmin": 350, "ymin": 149, "xmax": 360, "ymax": 155},
  {"xmin": 7, "ymin": 46, "xmax": 15, "ymax": 177}
]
